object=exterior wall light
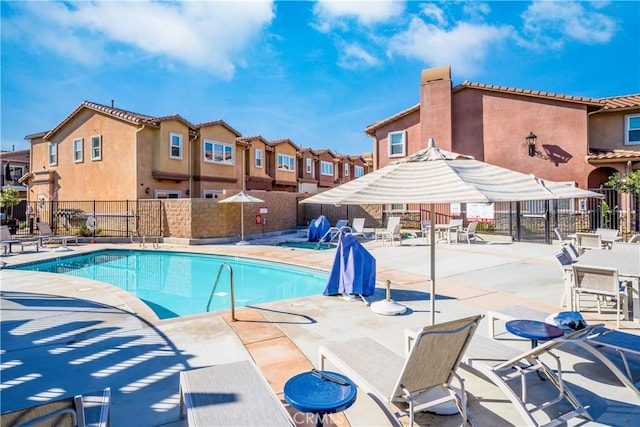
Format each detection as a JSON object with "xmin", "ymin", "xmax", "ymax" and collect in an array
[{"xmin": 526, "ymin": 132, "xmax": 537, "ymax": 157}]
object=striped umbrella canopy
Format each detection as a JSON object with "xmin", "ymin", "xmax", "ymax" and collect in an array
[{"xmin": 301, "ymin": 140, "xmax": 603, "ymax": 324}]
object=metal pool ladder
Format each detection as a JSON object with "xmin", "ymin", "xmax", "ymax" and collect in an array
[{"xmin": 206, "ymin": 263, "xmax": 236, "ymax": 321}]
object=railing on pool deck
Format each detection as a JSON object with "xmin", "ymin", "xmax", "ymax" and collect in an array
[{"xmin": 206, "ymin": 263, "xmax": 236, "ymax": 321}]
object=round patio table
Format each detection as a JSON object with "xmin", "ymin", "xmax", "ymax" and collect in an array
[
  {"xmin": 284, "ymin": 369, "xmax": 356, "ymax": 427},
  {"xmin": 506, "ymin": 319, "xmax": 564, "ymax": 348}
]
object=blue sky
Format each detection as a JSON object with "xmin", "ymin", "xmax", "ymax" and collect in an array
[{"xmin": 2, "ymin": 1, "xmax": 639, "ymax": 155}]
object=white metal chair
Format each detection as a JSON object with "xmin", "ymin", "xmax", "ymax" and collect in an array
[
  {"xmin": 420, "ymin": 220, "xmax": 431, "ymax": 241},
  {"xmin": 555, "ymin": 249, "xmax": 575, "ymax": 307},
  {"xmin": 571, "ymin": 265, "xmax": 632, "ymax": 329},
  {"xmin": 349, "ymin": 218, "xmax": 371, "ymax": 239},
  {"xmin": 575, "ymin": 232, "xmax": 601, "ymax": 255},
  {"xmin": 628, "ymin": 234, "xmax": 640, "ymax": 243},
  {"xmin": 375, "ymin": 217, "xmax": 401, "ymax": 246},
  {"xmin": 457, "ymin": 222, "xmax": 478, "ymax": 244}
]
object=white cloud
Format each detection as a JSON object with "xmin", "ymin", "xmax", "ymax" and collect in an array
[
  {"xmin": 387, "ymin": 16, "xmax": 513, "ymax": 76},
  {"xmin": 521, "ymin": 1, "xmax": 617, "ymax": 49},
  {"xmin": 5, "ymin": 0, "xmax": 275, "ymax": 79},
  {"xmin": 312, "ymin": 0, "xmax": 405, "ymax": 32},
  {"xmin": 337, "ymin": 43, "xmax": 380, "ymax": 69}
]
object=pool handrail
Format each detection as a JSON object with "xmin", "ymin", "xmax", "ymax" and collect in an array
[{"xmin": 206, "ymin": 262, "xmax": 236, "ymax": 321}]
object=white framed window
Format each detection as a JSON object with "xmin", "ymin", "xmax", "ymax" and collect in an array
[
  {"xmin": 625, "ymin": 114, "xmax": 640, "ymax": 145},
  {"xmin": 255, "ymin": 148, "xmax": 263, "ymax": 168},
  {"xmin": 344, "ymin": 164, "xmax": 349, "ymax": 176},
  {"xmin": 203, "ymin": 189, "xmax": 223, "ymax": 199},
  {"xmin": 48, "ymin": 142, "xmax": 58, "ymax": 165},
  {"xmin": 389, "ymin": 203, "xmax": 406, "ymax": 213},
  {"xmin": 355, "ymin": 166, "xmax": 364, "ymax": 177},
  {"xmin": 306, "ymin": 158, "xmax": 312, "ymax": 173},
  {"xmin": 91, "ymin": 135, "xmax": 102, "ymax": 160},
  {"xmin": 73, "ymin": 138, "xmax": 83, "ymax": 163},
  {"xmin": 155, "ymin": 190, "xmax": 181, "ymax": 199},
  {"xmin": 388, "ymin": 131, "xmax": 406, "ymax": 157},
  {"xmin": 320, "ymin": 161, "xmax": 333, "ymax": 176},
  {"xmin": 170, "ymin": 132, "xmax": 183, "ymax": 159},
  {"xmin": 204, "ymin": 140, "xmax": 234, "ymax": 165},
  {"xmin": 277, "ymin": 154, "xmax": 295, "ymax": 171}
]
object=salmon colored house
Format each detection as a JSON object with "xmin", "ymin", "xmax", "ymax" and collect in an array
[
  {"xmin": 268, "ymin": 138, "xmax": 299, "ymax": 192},
  {"xmin": 297, "ymin": 147, "xmax": 318, "ymax": 194},
  {"xmin": 240, "ymin": 135, "xmax": 273, "ymax": 192},
  {"xmin": 314, "ymin": 149, "xmax": 339, "ymax": 189}
]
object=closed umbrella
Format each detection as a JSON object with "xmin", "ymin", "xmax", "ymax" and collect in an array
[
  {"xmin": 219, "ymin": 191, "xmax": 264, "ymax": 245},
  {"xmin": 301, "ymin": 139, "xmax": 603, "ymax": 324}
]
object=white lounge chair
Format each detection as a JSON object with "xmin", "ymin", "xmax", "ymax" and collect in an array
[
  {"xmin": 320, "ymin": 219, "xmax": 350, "ymax": 243},
  {"xmin": 36, "ymin": 222, "xmax": 79, "ymax": 247},
  {"xmin": 319, "ymin": 315, "xmax": 483, "ymax": 426},
  {"xmin": 180, "ymin": 360, "xmax": 294, "ymax": 426},
  {"xmin": 0, "ymin": 388, "xmax": 110, "ymax": 427},
  {"xmin": 462, "ymin": 328, "xmax": 596, "ymax": 427},
  {"xmin": 349, "ymin": 217, "xmax": 371, "ymax": 239}
]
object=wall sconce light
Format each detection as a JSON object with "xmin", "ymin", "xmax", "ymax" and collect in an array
[
  {"xmin": 526, "ymin": 132, "xmax": 537, "ymax": 157},
  {"xmin": 185, "ymin": 189, "xmax": 190, "ymax": 196},
  {"xmin": 145, "ymin": 187, "xmax": 150, "ymax": 194}
]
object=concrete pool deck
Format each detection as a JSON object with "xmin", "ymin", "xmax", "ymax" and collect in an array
[{"xmin": 1, "ymin": 234, "xmax": 639, "ymax": 426}]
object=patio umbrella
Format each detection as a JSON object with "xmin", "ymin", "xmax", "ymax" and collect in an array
[
  {"xmin": 219, "ymin": 191, "xmax": 264, "ymax": 245},
  {"xmin": 301, "ymin": 139, "xmax": 604, "ymax": 324}
]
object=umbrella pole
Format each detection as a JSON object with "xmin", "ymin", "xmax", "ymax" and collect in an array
[
  {"xmin": 430, "ymin": 204, "xmax": 436, "ymax": 325},
  {"xmin": 241, "ymin": 202, "xmax": 245, "ymax": 241}
]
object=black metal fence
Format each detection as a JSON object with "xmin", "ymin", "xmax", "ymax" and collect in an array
[{"xmin": 8, "ymin": 200, "xmax": 163, "ymax": 239}]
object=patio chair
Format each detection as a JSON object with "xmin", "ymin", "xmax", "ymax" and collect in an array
[
  {"xmin": 571, "ymin": 265, "xmax": 631, "ymax": 329},
  {"xmin": 349, "ymin": 217, "xmax": 371, "ymax": 239},
  {"xmin": 462, "ymin": 327, "xmax": 597, "ymax": 426},
  {"xmin": 36, "ymin": 222, "xmax": 79, "ymax": 247},
  {"xmin": 611, "ymin": 241, "xmax": 640, "ymax": 254},
  {"xmin": 1, "ymin": 225, "xmax": 39, "ymax": 254},
  {"xmin": 0, "ymin": 388, "xmax": 110, "ymax": 427},
  {"xmin": 420, "ymin": 220, "xmax": 431, "ymax": 241},
  {"xmin": 553, "ymin": 227, "xmax": 572, "ymax": 245},
  {"xmin": 457, "ymin": 221, "xmax": 478, "ymax": 244},
  {"xmin": 375, "ymin": 217, "xmax": 401, "ymax": 246},
  {"xmin": 564, "ymin": 240, "xmax": 580, "ymax": 260},
  {"xmin": 628, "ymin": 234, "xmax": 640, "ymax": 243},
  {"xmin": 575, "ymin": 232, "xmax": 601, "ymax": 255},
  {"xmin": 555, "ymin": 249, "xmax": 575, "ymax": 307},
  {"xmin": 595, "ymin": 228, "xmax": 621, "ymax": 249},
  {"xmin": 318, "ymin": 315, "xmax": 483, "ymax": 426},
  {"xmin": 180, "ymin": 360, "xmax": 294, "ymax": 426}
]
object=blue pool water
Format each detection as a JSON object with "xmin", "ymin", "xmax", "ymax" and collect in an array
[{"xmin": 9, "ymin": 250, "xmax": 328, "ymax": 319}]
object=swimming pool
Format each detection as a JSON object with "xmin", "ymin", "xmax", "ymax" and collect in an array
[{"xmin": 9, "ymin": 250, "xmax": 328, "ymax": 319}]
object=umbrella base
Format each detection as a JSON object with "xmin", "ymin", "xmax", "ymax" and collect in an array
[
  {"xmin": 370, "ymin": 299, "xmax": 407, "ymax": 316},
  {"xmin": 236, "ymin": 240, "xmax": 250, "ymax": 246},
  {"xmin": 53, "ymin": 246, "xmax": 72, "ymax": 252}
]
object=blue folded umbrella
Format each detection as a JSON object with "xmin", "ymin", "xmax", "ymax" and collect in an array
[
  {"xmin": 308, "ymin": 215, "xmax": 330, "ymax": 242},
  {"xmin": 324, "ymin": 233, "xmax": 376, "ymax": 296}
]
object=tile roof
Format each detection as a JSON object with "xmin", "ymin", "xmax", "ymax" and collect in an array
[
  {"xmin": 268, "ymin": 138, "xmax": 300, "ymax": 151},
  {"xmin": 455, "ymin": 81, "xmax": 604, "ymax": 106},
  {"xmin": 587, "ymin": 148, "xmax": 640, "ymax": 162},
  {"xmin": 364, "ymin": 103, "xmax": 419, "ymax": 135},
  {"xmin": 196, "ymin": 119, "xmax": 241, "ymax": 136},
  {"xmin": 598, "ymin": 94, "xmax": 640, "ymax": 111}
]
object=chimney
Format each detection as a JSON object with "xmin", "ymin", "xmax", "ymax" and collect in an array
[
  {"xmin": 420, "ymin": 65, "xmax": 453, "ymax": 151},
  {"xmin": 111, "ymin": 99, "xmax": 114, "ymax": 108}
]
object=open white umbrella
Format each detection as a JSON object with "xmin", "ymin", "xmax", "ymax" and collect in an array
[
  {"xmin": 301, "ymin": 139, "xmax": 604, "ymax": 324},
  {"xmin": 219, "ymin": 191, "xmax": 264, "ymax": 245}
]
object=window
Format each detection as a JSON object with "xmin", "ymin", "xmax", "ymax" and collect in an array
[
  {"xmin": 388, "ymin": 131, "xmax": 406, "ymax": 157},
  {"xmin": 306, "ymin": 158, "xmax": 312, "ymax": 174},
  {"xmin": 91, "ymin": 135, "xmax": 102, "ymax": 160},
  {"xmin": 277, "ymin": 154, "xmax": 295, "ymax": 171},
  {"xmin": 6, "ymin": 165, "xmax": 24, "ymax": 183},
  {"xmin": 203, "ymin": 190, "xmax": 222, "ymax": 199},
  {"xmin": 170, "ymin": 133, "xmax": 183, "ymax": 159},
  {"xmin": 155, "ymin": 190, "xmax": 181, "ymax": 199},
  {"xmin": 255, "ymin": 148, "xmax": 263, "ymax": 168},
  {"xmin": 344, "ymin": 164, "xmax": 349, "ymax": 176},
  {"xmin": 48, "ymin": 142, "xmax": 58, "ymax": 165},
  {"xmin": 625, "ymin": 114, "xmax": 640, "ymax": 145},
  {"xmin": 204, "ymin": 140, "xmax": 234, "ymax": 165},
  {"xmin": 73, "ymin": 138, "xmax": 83, "ymax": 163},
  {"xmin": 355, "ymin": 166, "xmax": 364, "ymax": 177},
  {"xmin": 320, "ymin": 161, "xmax": 333, "ymax": 176},
  {"xmin": 390, "ymin": 203, "xmax": 406, "ymax": 213}
]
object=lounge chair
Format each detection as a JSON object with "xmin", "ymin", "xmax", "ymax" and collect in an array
[
  {"xmin": 318, "ymin": 315, "xmax": 483, "ymax": 426},
  {"xmin": 375, "ymin": 217, "xmax": 401, "ymax": 246},
  {"xmin": 36, "ymin": 222, "xmax": 79, "ymax": 247},
  {"xmin": 0, "ymin": 225, "xmax": 39, "ymax": 253},
  {"xmin": 0, "ymin": 388, "xmax": 110, "ymax": 427},
  {"xmin": 179, "ymin": 360, "xmax": 294, "ymax": 426},
  {"xmin": 320, "ymin": 219, "xmax": 350, "ymax": 243},
  {"xmin": 457, "ymin": 221, "xmax": 478, "ymax": 244},
  {"xmin": 462, "ymin": 327, "xmax": 598, "ymax": 426}
]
